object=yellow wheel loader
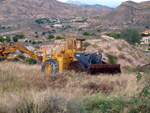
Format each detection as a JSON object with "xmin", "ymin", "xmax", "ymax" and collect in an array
[{"xmin": 42, "ymin": 38, "xmax": 121, "ymax": 75}]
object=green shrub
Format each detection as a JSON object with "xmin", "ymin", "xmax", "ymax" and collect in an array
[
  {"xmin": 13, "ymin": 36, "xmax": 18, "ymax": 42},
  {"xmin": 37, "ymin": 41, "xmax": 43, "ymax": 44},
  {"xmin": 92, "ymin": 44, "xmax": 99, "ymax": 48},
  {"xmin": 84, "ymin": 93, "xmax": 129, "ymax": 112},
  {"xmin": 145, "ymin": 25, "xmax": 149, "ymax": 29},
  {"xmin": 129, "ymin": 71, "xmax": 150, "ymax": 113},
  {"xmin": 106, "ymin": 53, "xmax": 118, "ymax": 64},
  {"xmin": 23, "ymin": 58, "xmax": 37, "ymax": 65},
  {"xmin": 97, "ymin": 29, "xmax": 101, "ymax": 32},
  {"xmin": 31, "ymin": 41, "xmax": 36, "ymax": 44},
  {"xmin": 0, "ymin": 36, "xmax": 4, "ymax": 42},
  {"xmin": 15, "ymin": 34, "xmax": 25, "ymax": 39},
  {"xmin": 83, "ymin": 42, "xmax": 91, "ymax": 47},
  {"xmin": 29, "ymin": 40, "xmax": 31, "ymax": 43},
  {"xmin": 42, "ymin": 32, "xmax": 46, "ymax": 35},
  {"xmin": 119, "ymin": 54, "xmax": 125, "ymax": 59},
  {"xmin": 6, "ymin": 36, "xmax": 10, "ymax": 42},
  {"xmin": 56, "ymin": 36, "xmax": 65, "ymax": 40},
  {"xmin": 98, "ymin": 48, "xmax": 103, "ymax": 53},
  {"xmin": 48, "ymin": 34, "xmax": 54, "ymax": 39},
  {"xmin": 108, "ymin": 59, "xmax": 116, "ymax": 64},
  {"xmin": 117, "ymin": 46, "xmax": 122, "ymax": 51},
  {"xmin": 83, "ymin": 32, "xmax": 90, "ymax": 36},
  {"xmin": 91, "ymin": 33, "xmax": 97, "ymax": 36},
  {"xmin": 7, "ymin": 26, "xmax": 11, "ymax": 29},
  {"xmin": 105, "ymin": 33, "xmax": 121, "ymax": 39},
  {"xmin": 34, "ymin": 35, "xmax": 39, "ymax": 38},
  {"xmin": 24, "ymin": 40, "xmax": 28, "ymax": 42},
  {"xmin": 148, "ymin": 48, "xmax": 150, "ymax": 50},
  {"xmin": 101, "ymin": 38, "xmax": 107, "ymax": 41},
  {"xmin": 50, "ymin": 24, "xmax": 54, "ymax": 28},
  {"xmin": 121, "ymin": 28, "xmax": 141, "ymax": 45},
  {"xmin": 35, "ymin": 19, "xmax": 44, "ymax": 24}
]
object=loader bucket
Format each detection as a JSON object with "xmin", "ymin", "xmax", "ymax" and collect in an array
[{"xmin": 86, "ymin": 64, "xmax": 121, "ymax": 75}]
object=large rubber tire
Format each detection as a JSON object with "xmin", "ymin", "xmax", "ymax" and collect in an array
[
  {"xmin": 68, "ymin": 61, "xmax": 85, "ymax": 72},
  {"xmin": 42, "ymin": 59, "xmax": 59, "ymax": 74}
]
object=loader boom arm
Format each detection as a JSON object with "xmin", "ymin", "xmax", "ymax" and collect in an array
[
  {"xmin": 12, "ymin": 43, "xmax": 40, "ymax": 59},
  {"xmin": 3, "ymin": 43, "xmax": 41, "ymax": 60}
]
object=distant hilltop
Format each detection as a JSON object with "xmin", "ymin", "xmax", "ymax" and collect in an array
[
  {"xmin": 65, "ymin": 0, "xmax": 113, "ymax": 9},
  {"xmin": 98, "ymin": 1, "xmax": 150, "ymax": 30},
  {"xmin": 0, "ymin": 0, "xmax": 111, "ymax": 24}
]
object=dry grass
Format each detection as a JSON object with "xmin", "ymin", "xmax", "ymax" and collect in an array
[{"xmin": 0, "ymin": 62, "xmax": 142, "ymax": 112}]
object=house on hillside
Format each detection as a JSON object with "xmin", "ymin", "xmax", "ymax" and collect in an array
[
  {"xmin": 141, "ymin": 36, "xmax": 150, "ymax": 44},
  {"xmin": 53, "ymin": 24, "xmax": 63, "ymax": 28},
  {"xmin": 3, "ymin": 36, "xmax": 6, "ymax": 39},
  {"xmin": 142, "ymin": 29, "xmax": 150, "ymax": 35}
]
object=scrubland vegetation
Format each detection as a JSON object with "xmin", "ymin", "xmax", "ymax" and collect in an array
[
  {"xmin": 0, "ymin": 62, "xmax": 149, "ymax": 113},
  {"xmin": 106, "ymin": 28, "xmax": 141, "ymax": 45}
]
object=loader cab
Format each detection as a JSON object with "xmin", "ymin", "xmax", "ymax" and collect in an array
[{"xmin": 66, "ymin": 38, "xmax": 85, "ymax": 52}]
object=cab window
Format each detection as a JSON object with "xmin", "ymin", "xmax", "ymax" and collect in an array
[
  {"xmin": 68, "ymin": 40, "xmax": 73, "ymax": 49},
  {"xmin": 73, "ymin": 40, "xmax": 77, "ymax": 49},
  {"xmin": 77, "ymin": 40, "xmax": 80, "ymax": 49}
]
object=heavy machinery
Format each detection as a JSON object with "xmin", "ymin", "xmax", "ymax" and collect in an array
[
  {"xmin": 42, "ymin": 38, "xmax": 121, "ymax": 74},
  {"xmin": 0, "ymin": 41, "xmax": 41, "ymax": 61}
]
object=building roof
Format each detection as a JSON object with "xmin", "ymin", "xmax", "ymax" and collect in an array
[{"xmin": 142, "ymin": 30, "xmax": 150, "ymax": 34}]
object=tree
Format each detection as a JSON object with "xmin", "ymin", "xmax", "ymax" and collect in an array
[
  {"xmin": 106, "ymin": 33, "xmax": 121, "ymax": 39},
  {"xmin": 42, "ymin": 32, "xmax": 46, "ymax": 35},
  {"xmin": 15, "ymin": 34, "xmax": 25, "ymax": 39},
  {"xmin": 120, "ymin": 28, "xmax": 141, "ymax": 45},
  {"xmin": 145, "ymin": 26, "xmax": 149, "ymax": 29},
  {"xmin": 83, "ymin": 31, "xmax": 90, "ymax": 36},
  {"xmin": 48, "ymin": 34, "xmax": 54, "ymax": 39},
  {"xmin": 97, "ymin": 29, "xmax": 101, "ymax": 32},
  {"xmin": 13, "ymin": 36, "xmax": 18, "ymax": 42},
  {"xmin": 0, "ymin": 36, "xmax": 4, "ymax": 42},
  {"xmin": 56, "ymin": 36, "xmax": 65, "ymax": 40},
  {"xmin": 6, "ymin": 36, "xmax": 10, "ymax": 42},
  {"xmin": 34, "ymin": 35, "xmax": 39, "ymax": 38},
  {"xmin": 31, "ymin": 41, "xmax": 36, "ymax": 44}
]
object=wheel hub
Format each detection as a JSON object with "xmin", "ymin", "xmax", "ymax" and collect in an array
[{"xmin": 45, "ymin": 64, "xmax": 53, "ymax": 74}]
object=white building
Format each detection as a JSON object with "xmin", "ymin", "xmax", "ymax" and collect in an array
[
  {"xmin": 141, "ymin": 36, "xmax": 150, "ymax": 44},
  {"xmin": 53, "ymin": 24, "xmax": 63, "ymax": 28}
]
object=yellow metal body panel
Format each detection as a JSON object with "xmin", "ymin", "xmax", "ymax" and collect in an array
[
  {"xmin": 51, "ymin": 50, "xmax": 56, "ymax": 59},
  {"xmin": 42, "ymin": 50, "xmax": 48, "ymax": 64},
  {"xmin": 56, "ymin": 53, "xmax": 70, "ymax": 72},
  {"xmin": 42, "ymin": 38, "xmax": 85, "ymax": 73}
]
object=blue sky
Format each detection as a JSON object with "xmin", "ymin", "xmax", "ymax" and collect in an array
[{"xmin": 57, "ymin": 0, "xmax": 150, "ymax": 7}]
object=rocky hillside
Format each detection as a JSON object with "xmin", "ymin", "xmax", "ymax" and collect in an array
[
  {"xmin": 0, "ymin": 0, "xmax": 111, "ymax": 24},
  {"xmin": 99, "ymin": 1, "xmax": 150, "ymax": 30}
]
